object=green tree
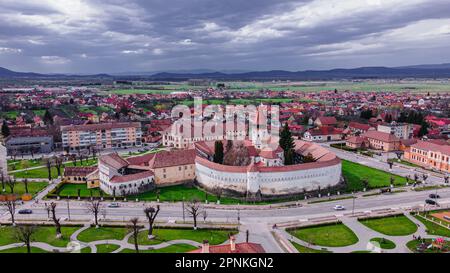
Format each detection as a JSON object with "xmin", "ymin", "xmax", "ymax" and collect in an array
[
  {"xmin": 213, "ymin": 141, "xmax": 224, "ymax": 164},
  {"xmin": 279, "ymin": 123, "xmax": 295, "ymax": 165},
  {"xmin": 1, "ymin": 120, "xmax": 10, "ymax": 137},
  {"xmin": 418, "ymin": 121, "xmax": 429, "ymax": 137},
  {"xmin": 43, "ymin": 110, "xmax": 53, "ymax": 125},
  {"xmin": 285, "ymin": 149, "xmax": 294, "ymax": 165}
]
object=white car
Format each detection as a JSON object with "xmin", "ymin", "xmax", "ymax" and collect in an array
[
  {"xmin": 108, "ymin": 202, "xmax": 120, "ymax": 208},
  {"xmin": 333, "ymin": 205, "xmax": 346, "ymax": 211}
]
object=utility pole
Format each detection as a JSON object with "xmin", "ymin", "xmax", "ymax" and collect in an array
[
  {"xmin": 67, "ymin": 200, "xmax": 71, "ymax": 221},
  {"xmin": 182, "ymin": 196, "xmax": 185, "ymax": 223},
  {"xmin": 352, "ymin": 196, "xmax": 356, "ymax": 216}
]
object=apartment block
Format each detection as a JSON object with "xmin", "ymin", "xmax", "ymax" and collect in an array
[{"xmin": 61, "ymin": 122, "xmax": 142, "ymax": 150}]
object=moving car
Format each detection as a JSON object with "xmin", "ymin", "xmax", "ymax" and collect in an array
[
  {"xmin": 429, "ymin": 193, "xmax": 440, "ymax": 199},
  {"xmin": 18, "ymin": 209, "xmax": 33, "ymax": 214},
  {"xmin": 108, "ymin": 202, "xmax": 120, "ymax": 208},
  {"xmin": 333, "ymin": 205, "xmax": 345, "ymax": 210},
  {"xmin": 425, "ymin": 199, "xmax": 438, "ymax": 205}
]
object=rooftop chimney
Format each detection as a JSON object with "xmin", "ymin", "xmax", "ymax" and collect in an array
[
  {"xmin": 201, "ymin": 240, "xmax": 210, "ymax": 253},
  {"xmin": 230, "ymin": 235, "xmax": 236, "ymax": 251}
]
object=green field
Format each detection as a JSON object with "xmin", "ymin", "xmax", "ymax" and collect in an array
[
  {"xmin": 290, "ymin": 241, "xmax": 331, "ymax": 253},
  {"xmin": 130, "ymin": 228, "xmax": 235, "ymax": 246},
  {"xmin": 130, "ymin": 184, "xmax": 237, "ymax": 204},
  {"xmin": 120, "ymin": 244, "xmax": 197, "ymax": 253},
  {"xmin": 0, "ymin": 247, "xmax": 49, "ymax": 253},
  {"xmin": 8, "ymin": 158, "xmax": 45, "ymax": 171},
  {"xmin": 77, "ymin": 227, "xmax": 129, "ymax": 243},
  {"xmin": 0, "ymin": 181, "xmax": 48, "ymax": 196},
  {"xmin": 56, "ymin": 183, "xmax": 106, "ymax": 198},
  {"xmin": 359, "ymin": 215, "xmax": 417, "ymax": 236},
  {"xmin": 288, "ymin": 223, "xmax": 359, "ymax": 247},
  {"xmin": 12, "ymin": 158, "xmax": 97, "ymax": 179},
  {"xmin": 0, "ymin": 225, "xmax": 80, "ymax": 247},
  {"xmin": 414, "ymin": 214, "xmax": 450, "ymax": 237},
  {"xmin": 96, "ymin": 244, "xmax": 121, "ymax": 253},
  {"xmin": 105, "ymin": 81, "xmax": 450, "ymax": 96},
  {"xmin": 342, "ymin": 160, "xmax": 407, "ymax": 191},
  {"xmin": 370, "ymin": 237, "xmax": 396, "ymax": 249}
]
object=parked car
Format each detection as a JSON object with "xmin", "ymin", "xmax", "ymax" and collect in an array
[
  {"xmin": 333, "ymin": 205, "xmax": 345, "ymax": 211},
  {"xmin": 425, "ymin": 199, "xmax": 438, "ymax": 205},
  {"xmin": 429, "ymin": 194, "xmax": 440, "ymax": 199},
  {"xmin": 108, "ymin": 202, "xmax": 120, "ymax": 208},
  {"xmin": 18, "ymin": 209, "xmax": 33, "ymax": 214}
]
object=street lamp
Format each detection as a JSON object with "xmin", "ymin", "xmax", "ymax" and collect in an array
[{"xmin": 67, "ymin": 199, "xmax": 71, "ymax": 221}]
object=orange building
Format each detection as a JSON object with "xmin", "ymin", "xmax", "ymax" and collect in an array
[{"xmin": 404, "ymin": 140, "xmax": 450, "ymax": 173}]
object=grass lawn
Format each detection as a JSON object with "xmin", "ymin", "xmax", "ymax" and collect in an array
[
  {"xmin": 77, "ymin": 227, "xmax": 129, "ymax": 243},
  {"xmin": 8, "ymin": 158, "xmax": 44, "ymax": 171},
  {"xmin": 12, "ymin": 159, "xmax": 97, "ymax": 179},
  {"xmin": 351, "ymin": 250, "xmax": 372, "ymax": 253},
  {"xmin": 413, "ymin": 215, "xmax": 450, "ymax": 237},
  {"xmin": 369, "ymin": 237, "xmax": 396, "ymax": 249},
  {"xmin": 0, "ymin": 226, "xmax": 80, "ymax": 247},
  {"xmin": 1, "ymin": 181, "xmax": 48, "ymax": 196},
  {"xmin": 96, "ymin": 244, "xmax": 121, "ymax": 253},
  {"xmin": 359, "ymin": 215, "xmax": 417, "ymax": 236},
  {"xmin": 130, "ymin": 228, "xmax": 234, "ymax": 246},
  {"xmin": 287, "ymin": 223, "xmax": 359, "ymax": 247},
  {"xmin": 342, "ymin": 160, "xmax": 407, "ymax": 191},
  {"xmin": 56, "ymin": 183, "xmax": 107, "ymax": 198},
  {"xmin": 0, "ymin": 247, "xmax": 49, "ymax": 253},
  {"xmin": 290, "ymin": 241, "xmax": 331, "ymax": 253},
  {"xmin": 129, "ymin": 185, "xmax": 247, "ymax": 204},
  {"xmin": 120, "ymin": 244, "xmax": 198, "ymax": 253}
]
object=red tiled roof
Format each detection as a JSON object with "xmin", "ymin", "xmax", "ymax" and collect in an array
[
  {"xmin": 61, "ymin": 122, "xmax": 140, "ymax": 132},
  {"xmin": 149, "ymin": 149, "xmax": 196, "ymax": 168},
  {"xmin": 346, "ymin": 136, "xmax": 365, "ymax": 144},
  {"xmin": 307, "ymin": 126, "xmax": 343, "ymax": 136},
  {"xmin": 362, "ymin": 131, "xmax": 400, "ymax": 142},
  {"xmin": 110, "ymin": 170, "xmax": 154, "ymax": 183},
  {"xmin": 348, "ymin": 122, "xmax": 371, "ymax": 131},
  {"xmin": 99, "ymin": 153, "xmax": 129, "ymax": 169},
  {"xmin": 63, "ymin": 166, "xmax": 97, "ymax": 177},
  {"xmin": 411, "ymin": 140, "xmax": 450, "ymax": 156},
  {"xmin": 316, "ymin": 116, "xmax": 337, "ymax": 125},
  {"xmin": 126, "ymin": 153, "xmax": 156, "ymax": 166}
]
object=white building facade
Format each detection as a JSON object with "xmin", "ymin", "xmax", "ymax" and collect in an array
[{"xmin": 0, "ymin": 143, "xmax": 7, "ymax": 179}]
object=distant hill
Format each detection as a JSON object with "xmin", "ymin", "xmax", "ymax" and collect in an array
[{"xmin": 3, "ymin": 64, "xmax": 450, "ymax": 80}]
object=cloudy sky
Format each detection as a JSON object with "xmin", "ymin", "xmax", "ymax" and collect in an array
[{"xmin": 1, "ymin": 0, "xmax": 450, "ymax": 74}]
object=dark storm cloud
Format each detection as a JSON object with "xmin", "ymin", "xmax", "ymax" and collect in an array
[{"xmin": 1, "ymin": 0, "xmax": 450, "ymax": 73}]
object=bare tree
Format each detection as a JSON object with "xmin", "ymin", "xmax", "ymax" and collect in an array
[
  {"xmin": 128, "ymin": 217, "xmax": 140, "ymax": 253},
  {"xmin": 185, "ymin": 199, "xmax": 202, "ymax": 230},
  {"xmin": 1, "ymin": 173, "xmax": 6, "ymax": 192},
  {"xmin": 55, "ymin": 157, "xmax": 63, "ymax": 178},
  {"xmin": 23, "ymin": 178, "xmax": 29, "ymax": 194},
  {"xmin": 212, "ymin": 186, "xmax": 223, "ymax": 204},
  {"xmin": 5, "ymin": 200, "xmax": 17, "ymax": 225},
  {"xmin": 14, "ymin": 225, "xmax": 36, "ymax": 253},
  {"xmin": 86, "ymin": 199, "xmax": 102, "ymax": 227},
  {"xmin": 45, "ymin": 158, "xmax": 53, "ymax": 181},
  {"xmin": 50, "ymin": 202, "xmax": 62, "ymax": 238},
  {"xmin": 143, "ymin": 205, "xmax": 160, "ymax": 239},
  {"xmin": 6, "ymin": 178, "xmax": 16, "ymax": 194}
]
